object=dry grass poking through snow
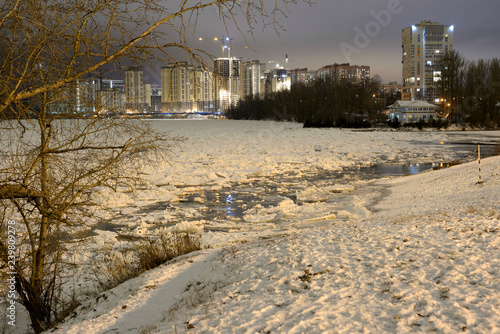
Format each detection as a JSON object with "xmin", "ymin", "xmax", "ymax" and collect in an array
[{"xmin": 93, "ymin": 232, "xmax": 201, "ymax": 291}]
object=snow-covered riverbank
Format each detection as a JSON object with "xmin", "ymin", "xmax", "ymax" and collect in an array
[
  {"xmin": 3, "ymin": 120, "xmax": 499, "ymax": 333},
  {"xmin": 47, "ymin": 122, "xmax": 499, "ymax": 334}
]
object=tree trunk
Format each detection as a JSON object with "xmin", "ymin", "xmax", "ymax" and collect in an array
[{"xmin": 19, "ymin": 91, "xmax": 53, "ymax": 333}]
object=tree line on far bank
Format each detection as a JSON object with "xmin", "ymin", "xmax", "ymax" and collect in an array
[
  {"xmin": 227, "ymin": 52, "xmax": 500, "ymax": 129},
  {"xmin": 227, "ymin": 76, "xmax": 386, "ymax": 127},
  {"xmin": 438, "ymin": 50, "xmax": 500, "ymax": 127}
]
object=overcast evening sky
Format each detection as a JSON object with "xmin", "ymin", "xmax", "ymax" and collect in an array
[{"xmin": 183, "ymin": 0, "xmax": 500, "ymax": 84}]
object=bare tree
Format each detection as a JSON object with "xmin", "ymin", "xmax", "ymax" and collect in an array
[
  {"xmin": 436, "ymin": 50, "xmax": 465, "ymax": 124},
  {"xmin": 0, "ymin": 0, "xmax": 311, "ymax": 332}
]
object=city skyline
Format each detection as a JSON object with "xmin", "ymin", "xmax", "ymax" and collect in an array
[{"xmin": 168, "ymin": 0, "xmax": 500, "ymax": 84}]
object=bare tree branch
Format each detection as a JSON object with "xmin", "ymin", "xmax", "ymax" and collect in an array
[{"xmin": 0, "ymin": 1, "xmax": 312, "ymax": 332}]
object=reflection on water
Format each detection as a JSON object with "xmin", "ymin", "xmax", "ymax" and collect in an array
[
  {"xmin": 181, "ymin": 187, "xmax": 279, "ymax": 219},
  {"xmin": 359, "ymin": 161, "xmax": 461, "ymax": 177},
  {"xmin": 173, "ymin": 162, "xmax": 438, "ymax": 222},
  {"xmin": 360, "ymin": 163, "xmax": 434, "ymax": 177},
  {"xmin": 225, "ymin": 194, "xmax": 234, "ymax": 216}
]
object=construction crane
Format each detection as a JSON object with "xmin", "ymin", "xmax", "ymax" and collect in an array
[
  {"xmin": 198, "ymin": 36, "xmax": 248, "ymax": 58},
  {"xmin": 268, "ymin": 54, "xmax": 291, "ymax": 69}
]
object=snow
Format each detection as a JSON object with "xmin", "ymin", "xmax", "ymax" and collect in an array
[
  {"xmin": 57, "ymin": 249, "xmax": 220, "ymax": 334},
  {"xmin": 54, "ymin": 153, "xmax": 498, "ymax": 334},
  {"xmin": 3, "ymin": 120, "xmax": 499, "ymax": 333},
  {"xmin": 88, "ymin": 121, "xmax": 499, "ymax": 241}
]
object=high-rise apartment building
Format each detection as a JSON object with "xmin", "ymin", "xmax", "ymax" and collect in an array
[
  {"xmin": 402, "ymin": 20, "xmax": 454, "ymax": 102},
  {"xmin": 289, "ymin": 68, "xmax": 317, "ymax": 86},
  {"xmin": 125, "ymin": 67, "xmax": 146, "ymax": 112},
  {"xmin": 161, "ymin": 62, "xmax": 213, "ymax": 113},
  {"xmin": 95, "ymin": 89, "xmax": 126, "ymax": 114},
  {"xmin": 91, "ymin": 78, "xmax": 125, "ymax": 114},
  {"xmin": 48, "ymin": 79, "xmax": 95, "ymax": 114},
  {"xmin": 192, "ymin": 67, "xmax": 214, "ymax": 112},
  {"xmin": 266, "ymin": 68, "xmax": 291, "ymax": 94},
  {"xmin": 214, "ymin": 57, "xmax": 241, "ymax": 112},
  {"xmin": 161, "ymin": 62, "xmax": 194, "ymax": 112},
  {"xmin": 242, "ymin": 60, "xmax": 266, "ymax": 98},
  {"xmin": 99, "ymin": 79, "xmax": 125, "ymax": 92}
]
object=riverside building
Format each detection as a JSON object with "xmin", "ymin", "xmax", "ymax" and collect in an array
[{"xmin": 402, "ymin": 20, "xmax": 454, "ymax": 102}]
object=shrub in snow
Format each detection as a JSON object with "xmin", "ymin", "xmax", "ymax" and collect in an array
[{"xmin": 92, "ymin": 231, "xmax": 202, "ymax": 291}]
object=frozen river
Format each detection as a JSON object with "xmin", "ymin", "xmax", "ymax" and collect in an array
[{"xmin": 93, "ymin": 120, "xmax": 500, "ymax": 241}]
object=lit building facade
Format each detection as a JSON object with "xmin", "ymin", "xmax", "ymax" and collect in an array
[
  {"xmin": 192, "ymin": 67, "xmax": 214, "ymax": 112},
  {"xmin": 47, "ymin": 79, "xmax": 100, "ymax": 114},
  {"xmin": 161, "ymin": 62, "xmax": 213, "ymax": 112},
  {"xmin": 318, "ymin": 63, "xmax": 370, "ymax": 84},
  {"xmin": 93, "ymin": 78, "xmax": 125, "ymax": 114},
  {"xmin": 161, "ymin": 62, "xmax": 194, "ymax": 112},
  {"xmin": 289, "ymin": 68, "xmax": 317, "ymax": 86},
  {"xmin": 402, "ymin": 20, "xmax": 454, "ymax": 102},
  {"xmin": 214, "ymin": 57, "xmax": 241, "ymax": 112},
  {"xmin": 95, "ymin": 89, "xmax": 125, "ymax": 114},
  {"xmin": 266, "ymin": 68, "xmax": 291, "ymax": 94},
  {"xmin": 125, "ymin": 67, "xmax": 147, "ymax": 112},
  {"xmin": 387, "ymin": 100, "xmax": 441, "ymax": 124},
  {"xmin": 242, "ymin": 60, "xmax": 266, "ymax": 98},
  {"xmin": 100, "ymin": 79, "xmax": 124, "ymax": 92},
  {"xmin": 50, "ymin": 77, "xmax": 127, "ymax": 115},
  {"xmin": 381, "ymin": 81, "xmax": 402, "ymax": 93}
]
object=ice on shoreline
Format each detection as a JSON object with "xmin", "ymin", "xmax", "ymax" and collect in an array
[{"xmin": 90, "ymin": 121, "xmax": 499, "ymax": 236}]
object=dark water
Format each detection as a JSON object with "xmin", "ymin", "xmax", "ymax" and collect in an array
[
  {"xmin": 363, "ymin": 139, "xmax": 499, "ymax": 177},
  {"xmin": 360, "ymin": 162, "xmax": 441, "ymax": 177}
]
